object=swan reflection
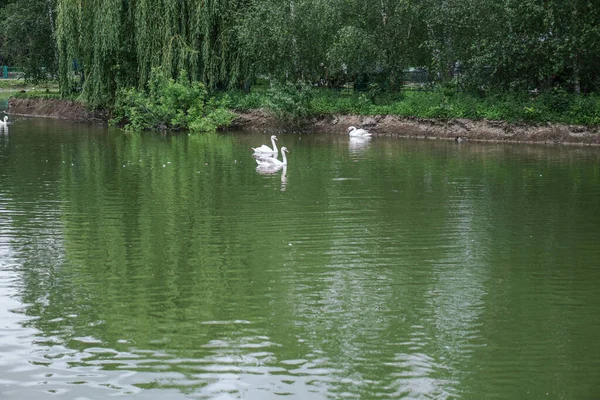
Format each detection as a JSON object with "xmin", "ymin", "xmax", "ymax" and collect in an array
[
  {"xmin": 349, "ymin": 136, "xmax": 371, "ymax": 152},
  {"xmin": 256, "ymin": 164, "xmax": 287, "ymax": 191},
  {"xmin": 280, "ymin": 166, "xmax": 287, "ymax": 191},
  {"xmin": 0, "ymin": 128, "xmax": 7, "ymax": 148},
  {"xmin": 256, "ymin": 163, "xmax": 283, "ymax": 174},
  {"xmin": 0, "ymin": 116, "xmax": 8, "ymax": 134}
]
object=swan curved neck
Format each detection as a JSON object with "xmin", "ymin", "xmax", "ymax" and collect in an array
[
  {"xmin": 271, "ymin": 137, "xmax": 278, "ymax": 153},
  {"xmin": 281, "ymin": 151, "xmax": 287, "ymax": 165}
]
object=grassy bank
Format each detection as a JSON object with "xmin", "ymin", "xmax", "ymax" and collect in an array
[
  {"xmin": 8, "ymin": 76, "xmax": 600, "ymax": 131},
  {"xmin": 226, "ymin": 85, "xmax": 600, "ymax": 127},
  {"xmin": 0, "ymin": 79, "xmax": 60, "ymax": 100}
]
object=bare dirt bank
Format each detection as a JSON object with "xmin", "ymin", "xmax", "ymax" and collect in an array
[
  {"xmin": 8, "ymin": 98, "xmax": 600, "ymax": 145},
  {"xmin": 7, "ymin": 98, "xmax": 108, "ymax": 124},
  {"xmin": 234, "ymin": 110, "xmax": 600, "ymax": 146}
]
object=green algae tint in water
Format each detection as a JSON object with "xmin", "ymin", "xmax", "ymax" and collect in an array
[{"xmin": 0, "ymin": 118, "xmax": 599, "ymax": 399}]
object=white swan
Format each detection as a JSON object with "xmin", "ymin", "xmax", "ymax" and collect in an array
[
  {"xmin": 347, "ymin": 126, "xmax": 372, "ymax": 137},
  {"xmin": 252, "ymin": 135, "xmax": 278, "ymax": 155},
  {"xmin": 0, "ymin": 116, "xmax": 8, "ymax": 126},
  {"xmin": 256, "ymin": 146, "xmax": 288, "ymax": 167}
]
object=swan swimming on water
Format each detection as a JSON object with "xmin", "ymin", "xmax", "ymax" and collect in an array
[
  {"xmin": 256, "ymin": 146, "xmax": 288, "ymax": 167},
  {"xmin": 347, "ymin": 126, "xmax": 372, "ymax": 137},
  {"xmin": 252, "ymin": 135, "xmax": 278, "ymax": 156},
  {"xmin": 0, "ymin": 116, "xmax": 8, "ymax": 126}
]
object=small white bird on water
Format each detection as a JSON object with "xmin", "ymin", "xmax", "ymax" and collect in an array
[
  {"xmin": 0, "ymin": 116, "xmax": 8, "ymax": 126},
  {"xmin": 252, "ymin": 135, "xmax": 278, "ymax": 156},
  {"xmin": 347, "ymin": 126, "xmax": 372, "ymax": 137}
]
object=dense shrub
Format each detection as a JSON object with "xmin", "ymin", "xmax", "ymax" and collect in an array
[
  {"xmin": 265, "ymin": 82, "xmax": 315, "ymax": 122},
  {"xmin": 226, "ymin": 85, "xmax": 600, "ymax": 127},
  {"xmin": 111, "ymin": 69, "xmax": 235, "ymax": 132}
]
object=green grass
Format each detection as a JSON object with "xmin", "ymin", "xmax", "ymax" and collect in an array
[
  {"xmin": 0, "ymin": 79, "xmax": 27, "ymax": 89},
  {"xmin": 0, "ymin": 79, "xmax": 60, "ymax": 99},
  {"xmin": 226, "ymin": 86, "xmax": 600, "ymax": 126},
  {"xmin": 12, "ymin": 82, "xmax": 600, "ymax": 128},
  {"xmin": 0, "ymin": 79, "xmax": 58, "ymax": 89},
  {"xmin": 10, "ymin": 90, "xmax": 62, "ymax": 99}
]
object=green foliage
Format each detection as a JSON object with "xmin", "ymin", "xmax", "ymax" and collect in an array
[
  {"xmin": 47, "ymin": 0, "xmax": 600, "ymax": 127},
  {"xmin": 1, "ymin": 0, "xmax": 57, "ymax": 83},
  {"xmin": 567, "ymin": 95, "xmax": 600, "ymax": 125},
  {"xmin": 225, "ymin": 90, "xmax": 268, "ymax": 111},
  {"xmin": 308, "ymin": 90, "xmax": 358, "ymax": 114},
  {"xmin": 56, "ymin": 0, "xmax": 245, "ymax": 107},
  {"xmin": 367, "ymin": 83, "xmax": 382, "ymax": 103},
  {"xmin": 264, "ymin": 82, "xmax": 315, "ymax": 122},
  {"xmin": 0, "ymin": 79, "xmax": 28, "ymax": 89},
  {"xmin": 111, "ymin": 69, "xmax": 234, "ymax": 132},
  {"xmin": 327, "ymin": 26, "xmax": 377, "ymax": 78},
  {"xmin": 540, "ymin": 88, "xmax": 571, "ymax": 114},
  {"xmin": 11, "ymin": 90, "xmax": 61, "ymax": 100},
  {"xmin": 228, "ymin": 86, "xmax": 600, "ymax": 126}
]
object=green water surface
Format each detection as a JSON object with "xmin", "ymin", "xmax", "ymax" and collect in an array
[{"xmin": 0, "ymin": 117, "xmax": 599, "ymax": 399}]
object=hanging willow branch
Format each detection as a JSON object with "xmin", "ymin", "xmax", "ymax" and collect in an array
[{"xmin": 56, "ymin": 0, "xmax": 246, "ymax": 106}]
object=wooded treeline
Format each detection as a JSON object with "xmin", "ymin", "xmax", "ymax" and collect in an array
[{"xmin": 1, "ymin": 0, "xmax": 600, "ymax": 106}]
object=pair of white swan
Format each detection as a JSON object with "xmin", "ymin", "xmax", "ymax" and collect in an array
[
  {"xmin": 252, "ymin": 127, "xmax": 369, "ymax": 169},
  {"xmin": 253, "ymin": 135, "xmax": 289, "ymax": 169},
  {"xmin": 347, "ymin": 126, "xmax": 371, "ymax": 137}
]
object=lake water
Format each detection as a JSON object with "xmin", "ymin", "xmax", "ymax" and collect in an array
[{"xmin": 1, "ymin": 116, "xmax": 599, "ymax": 399}]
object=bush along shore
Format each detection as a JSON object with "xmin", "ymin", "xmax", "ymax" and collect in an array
[{"xmin": 7, "ymin": 77, "xmax": 600, "ymax": 146}]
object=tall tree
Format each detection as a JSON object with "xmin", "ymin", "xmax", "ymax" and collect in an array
[
  {"xmin": 56, "ymin": 0, "xmax": 246, "ymax": 106},
  {"xmin": 1, "ymin": 0, "xmax": 57, "ymax": 82},
  {"xmin": 52, "ymin": 0, "xmax": 600, "ymax": 102}
]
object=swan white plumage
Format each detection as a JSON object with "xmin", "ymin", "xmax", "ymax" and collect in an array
[
  {"xmin": 0, "ymin": 116, "xmax": 8, "ymax": 126},
  {"xmin": 256, "ymin": 146, "xmax": 288, "ymax": 167},
  {"xmin": 252, "ymin": 135, "xmax": 278, "ymax": 155},
  {"xmin": 347, "ymin": 126, "xmax": 372, "ymax": 137}
]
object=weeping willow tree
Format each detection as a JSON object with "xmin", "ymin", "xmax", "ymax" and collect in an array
[{"xmin": 56, "ymin": 0, "xmax": 246, "ymax": 107}]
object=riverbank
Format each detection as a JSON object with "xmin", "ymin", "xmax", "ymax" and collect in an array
[
  {"xmin": 7, "ymin": 98, "xmax": 108, "ymax": 124},
  {"xmin": 7, "ymin": 97, "xmax": 600, "ymax": 145},
  {"xmin": 234, "ymin": 109, "xmax": 600, "ymax": 145}
]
